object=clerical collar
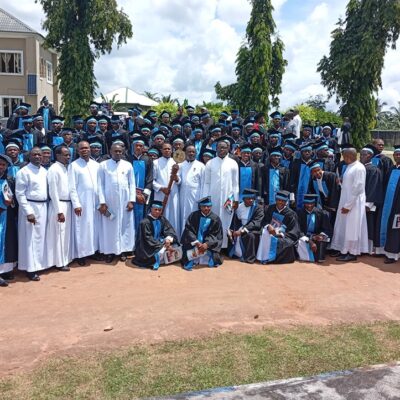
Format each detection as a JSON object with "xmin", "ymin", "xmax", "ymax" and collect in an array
[
  {"xmin": 29, "ymin": 162, "xmax": 41, "ymax": 169},
  {"xmin": 186, "ymin": 159, "xmax": 194, "ymax": 163}
]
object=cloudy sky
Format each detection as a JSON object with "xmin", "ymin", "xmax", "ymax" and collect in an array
[{"xmin": 3, "ymin": 0, "xmax": 400, "ymax": 111}]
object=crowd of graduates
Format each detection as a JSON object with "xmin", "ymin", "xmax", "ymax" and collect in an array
[{"xmin": 0, "ymin": 98, "xmax": 399, "ymax": 287}]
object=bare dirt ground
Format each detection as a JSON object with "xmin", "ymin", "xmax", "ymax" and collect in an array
[{"xmin": 1, "ymin": 256, "xmax": 400, "ymax": 376}]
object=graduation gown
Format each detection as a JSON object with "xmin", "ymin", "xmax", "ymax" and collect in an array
[
  {"xmin": 133, "ymin": 215, "xmax": 180, "ymax": 269},
  {"xmin": 69, "ymin": 158, "xmax": 100, "ymax": 258},
  {"xmin": 309, "ymin": 171, "xmax": 341, "ymax": 212},
  {"xmin": 364, "ymin": 163, "xmax": 383, "ymax": 249},
  {"xmin": 15, "ymin": 163, "xmax": 49, "ymax": 272},
  {"xmin": 46, "ymin": 161, "xmax": 74, "ymax": 268},
  {"xmin": 202, "ymin": 155, "xmax": 239, "ymax": 248},
  {"xmin": 256, "ymin": 205, "xmax": 300, "ymax": 264},
  {"xmin": 46, "ymin": 130, "xmax": 65, "ymax": 148},
  {"xmin": 131, "ymin": 154, "xmax": 153, "ymax": 231},
  {"xmin": 11, "ymin": 130, "xmax": 40, "ymax": 154},
  {"xmin": 178, "ymin": 160, "xmax": 205, "ymax": 232},
  {"xmin": 98, "ymin": 159, "xmax": 136, "ymax": 255},
  {"xmin": 377, "ymin": 166, "xmax": 400, "ymax": 258},
  {"xmin": 229, "ymin": 202, "xmax": 264, "ymax": 263},
  {"xmin": 290, "ymin": 159, "xmax": 312, "ymax": 208},
  {"xmin": 296, "ymin": 207, "xmax": 332, "ymax": 262},
  {"xmin": 81, "ymin": 131, "xmax": 107, "ymax": 155},
  {"xmin": 181, "ymin": 210, "xmax": 223, "ymax": 268},
  {"xmin": 36, "ymin": 105, "xmax": 56, "ymax": 131},
  {"xmin": 237, "ymin": 160, "xmax": 260, "ymax": 202},
  {"xmin": 260, "ymin": 164, "xmax": 290, "ymax": 206},
  {"xmin": 105, "ymin": 129, "xmax": 130, "ymax": 153},
  {"xmin": 0, "ymin": 175, "xmax": 18, "ymax": 274},
  {"xmin": 153, "ymin": 157, "xmax": 181, "ymax": 235},
  {"xmin": 372, "ymin": 153, "xmax": 394, "ymax": 183},
  {"xmin": 331, "ymin": 161, "xmax": 369, "ymax": 255}
]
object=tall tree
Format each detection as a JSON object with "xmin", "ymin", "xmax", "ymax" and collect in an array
[
  {"xmin": 317, "ymin": 0, "xmax": 400, "ymax": 148},
  {"xmin": 38, "ymin": 0, "xmax": 133, "ymax": 121},
  {"xmin": 215, "ymin": 0, "xmax": 287, "ymax": 114}
]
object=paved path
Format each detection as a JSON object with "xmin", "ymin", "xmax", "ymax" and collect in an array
[{"xmin": 155, "ymin": 363, "xmax": 400, "ymax": 399}]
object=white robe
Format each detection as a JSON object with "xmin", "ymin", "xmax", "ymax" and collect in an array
[
  {"xmin": 15, "ymin": 163, "xmax": 48, "ymax": 272},
  {"xmin": 178, "ymin": 160, "xmax": 205, "ymax": 235},
  {"xmin": 45, "ymin": 162, "xmax": 74, "ymax": 268},
  {"xmin": 331, "ymin": 160, "xmax": 369, "ymax": 255},
  {"xmin": 98, "ymin": 159, "xmax": 136, "ymax": 255},
  {"xmin": 202, "ymin": 156, "xmax": 239, "ymax": 247},
  {"xmin": 69, "ymin": 158, "xmax": 100, "ymax": 258},
  {"xmin": 153, "ymin": 157, "xmax": 181, "ymax": 234}
]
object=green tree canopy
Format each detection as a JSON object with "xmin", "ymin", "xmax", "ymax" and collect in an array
[
  {"xmin": 38, "ymin": 0, "xmax": 133, "ymax": 122},
  {"xmin": 317, "ymin": 0, "xmax": 400, "ymax": 148},
  {"xmin": 215, "ymin": 0, "xmax": 287, "ymax": 115}
]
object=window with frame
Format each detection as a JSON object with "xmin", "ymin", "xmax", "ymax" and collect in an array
[
  {"xmin": 1, "ymin": 97, "xmax": 24, "ymax": 118},
  {"xmin": 46, "ymin": 60, "xmax": 53, "ymax": 84},
  {"xmin": 40, "ymin": 58, "xmax": 46, "ymax": 78},
  {"xmin": 0, "ymin": 51, "xmax": 23, "ymax": 74}
]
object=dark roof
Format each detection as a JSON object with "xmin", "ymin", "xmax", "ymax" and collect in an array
[{"xmin": 0, "ymin": 8, "xmax": 38, "ymax": 34}]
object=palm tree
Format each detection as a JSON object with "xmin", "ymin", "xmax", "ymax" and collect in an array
[
  {"xmin": 160, "ymin": 94, "xmax": 179, "ymax": 104},
  {"xmin": 100, "ymin": 93, "xmax": 123, "ymax": 112},
  {"xmin": 143, "ymin": 91, "xmax": 160, "ymax": 102}
]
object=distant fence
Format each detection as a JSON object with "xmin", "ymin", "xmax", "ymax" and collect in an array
[{"xmin": 371, "ymin": 130, "xmax": 400, "ymax": 147}]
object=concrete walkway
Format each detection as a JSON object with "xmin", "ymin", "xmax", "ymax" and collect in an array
[{"xmin": 153, "ymin": 362, "xmax": 400, "ymax": 399}]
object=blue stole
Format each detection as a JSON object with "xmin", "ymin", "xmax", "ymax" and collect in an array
[
  {"xmin": 372, "ymin": 155, "xmax": 381, "ymax": 168},
  {"xmin": 52, "ymin": 135, "xmax": 63, "ymax": 147},
  {"xmin": 7, "ymin": 165, "xmax": 20, "ymax": 178},
  {"xmin": 133, "ymin": 159, "xmax": 146, "ymax": 230},
  {"xmin": 268, "ymin": 212, "xmax": 286, "ymax": 262},
  {"xmin": 239, "ymin": 165, "xmax": 252, "ymax": 201},
  {"xmin": 281, "ymin": 158, "xmax": 291, "ymax": 168},
  {"xmin": 194, "ymin": 140, "xmax": 202, "ymax": 160},
  {"xmin": 307, "ymin": 212, "xmax": 316, "ymax": 235},
  {"xmin": 152, "ymin": 219, "xmax": 162, "ymax": 270},
  {"xmin": 211, "ymin": 142, "xmax": 217, "ymax": 151},
  {"xmin": 0, "ymin": 134, "xmax": 4, "ymax": 154},
  {"xmin": 128, "ymin": 118, "xmax": 134, "ymax": 132},
  {"xmin": 0, "ymin": 179, "xmax": 8, "ymax": 263},
  {"xmin": 297, "ymin": 163, "xmax": 311, "ymax": 208},
  {"xmin": 379, "ymin": 169, "xmax": 400, "ymax": 247},
  {"xmin": 17, "ymin": 117, "xmax": 24, "ymax": 130},
  {"xmin": 269, "ymin": 168, "xmax": 280, "ymax": 204},
  {"xmin": 43, "ymin": 108, "xmax": 50, "ymax": 131},
  {"xmin": 312, "ymin": 179, "xmax": 329, "ymax": 209},
  {"xmin": 23, "ymin": 132, "xmax": 34, "ymax": 152}
]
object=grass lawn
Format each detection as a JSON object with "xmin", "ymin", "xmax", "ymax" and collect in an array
[{"xmin": 2, "ymin": 321, "xmax": 400, "ymax": 399}]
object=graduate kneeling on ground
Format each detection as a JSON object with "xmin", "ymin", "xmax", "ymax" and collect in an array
[
  {"xmin": 228, "ymin": 189, "xmax": 264, "ymax": 264},
  {"xmin": 132, "ymin": 200, "xmax": 181, "ymax": 270},
  {"xmin": 296, "ymin": 194, "xmax": 332, "ymax": 263},
  {"xmin": 256, "ymin": 190, "xmax": 300, "ymax": 264},
  {"xmin": 181, "ymin": 196, "xmax": 223, "ymax": 271}
]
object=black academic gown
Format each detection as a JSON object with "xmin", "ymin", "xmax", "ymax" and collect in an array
[
  {"xmin": 229, "ymin": 203, "xmax": 264, "ymax": 263},
  {"xmin": 309, "ymin": 171, "xmax": 341, "ymax": 212},
  {"xmin": 260, "ymin": 164, "xmax": 290, "ymax": 205},
  {"xmin": 261, "ymin": 205, "xmax": 300, "ymax": 264},
  {"xmin": 105, "ymin": 129, "xmax": 130, "ymax": 153},
  {"xmin": 373, "ymin": 153, "xmax": 394, "ymax": 184},
  {"xmin": 0, "ymin": 175, "xmax": 18, "ymax": 265},
  {"xmin": 237, "ymin": 160, "xmax": 260, "ymax": 202},
  {"xmin": 290, "ymin": 159, "xmax": 313, "ymax": 209},
  {"xmin": 296, "ymin": 207, "xmax": 332, "ymax": 262},
  {"xmin": 377, "ymin": 166, "xmax": 400, "ymax": 254},
  {"xmin": 81, "ymin": 131, "xmax": 107, "ymax": 155},
  {"xmin": 133, "ymin": 215, "xmax": 180, "ymax": 268},
  {"xmin": 181, "ymin": 210, "xmax": 223, "ymax": 267},
  {"xmin": 364, "ymin": 163, "xmax": 383, "ymax": 242}
]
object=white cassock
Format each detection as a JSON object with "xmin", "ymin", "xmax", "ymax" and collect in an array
[
  {"xmin": 178, "ymin": 159, "xmax": 205, "ymax": 235},
  {"xmin": 46, "ymin": 161, "xmax": 74, "ymax": 268},
  {"xmin": 331, "ymin": 160, "xmax": 369, "ymax": 255},
  {"xmin": 202, "ymin": 156, "xmax": 239, "ymax": 247},
  {"xmin": 98, "ymin": 159, "xmax": 136, "ymax": 255},
  {"xmin": 15, "ymin": 163, "xmax": 48, "ymax": 272},
  {"xmin": 69, "ymin": 158, "xmax": 100, "ymax": 258},
  {"xmin": 153, "ymin": 156, "xmax": 181, "ymax": 234}
]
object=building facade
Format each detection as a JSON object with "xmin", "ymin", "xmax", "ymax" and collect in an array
[{"xmin": 0, "ymin": 8, "xmax": 60, "ymax": 120}]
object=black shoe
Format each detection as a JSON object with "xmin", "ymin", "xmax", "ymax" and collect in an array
[
  {"xmin": 77, "ymin": 258, "xmax": 87, "ymax": 266},
  {"xmin": 1, "ymin": 271, "xmax": 14, "ymax": 280},
  {"xmin": 330, "ymin": 251, "xmax": 341, "ymax": 257},
  {"xmin": 120, "ymin": 253, "xmax": 127, "ymax": 262},
  {"xmin": 384, "ymin": 257, "xmax": 396, "ymax": 264},
  {"xmin": 92, "ymin": 253, "xmax": 105, "ymax": 261},
  {"xmin": 336, "ymin": 254, "xmax": 357, "ymax": 262},
  {"xmin": 26, "ymin": 272, "xmax": 40, "ymax": 281},
  {"xmin": 105, "ymin": 254, "xmax": 114, "ymax": 264},
  {"xmin": 0, "ymin": 277, "xmax": 8, "ymax": 287},
  {"xmin": 57, "ymin": 265, "xmax": 70, "ymax": 272}
]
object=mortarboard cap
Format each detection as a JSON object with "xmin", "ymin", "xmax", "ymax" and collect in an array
[
  {"xmin": 0, "ymin": 154, "xmax": 12, "ymax": 165},
  {"xmin": 72, "ymin": 115, "xmax": 84, "ymax": 123},
  {"xmin": 361, "ymin": 144, "xmax": 379, "ymax": 156},
  {"xmin": 276, "ymin": 190, "xmax": 290, "ymax": 201},
  {"xmin": 283, "ymin": 141, "xmax": 298, "ymax": 152},
  {"xmin": 4, "ymin": 138, "xmax": 22, "ymax": 151},
  {"xmin": 394, "ymin": 145, "xmax": 400, "ymax": 153},
  {"xmin": 148, "ymin": 147, "xmax": 160, "ymax": 157},
  {"xmin": 15, "ymin": 102, "xmax": 31, "ymax": 111},
  {"xmin": 269, "ymin": 146, "xmax": 283, "ymax": 157},
  {"xmin": 51, "ymin": 116, "xmax": 65, "ymax": 124},
  {"xmin": 242, "ymin": 188, "xmax": 258, "ymax": 199},
  {"xmin": 198, "ymin": 196, "xmax": 212, "ymax": 206},
  {"xmin": 202, "ymin": 149, "xmax": 216, "ymax": 159},
  {"xmin": 269, "ymin": 111, "xmax": 282, "ymax": 119},
  {"xmin": 299, "ymin": 142, "xmax": 313, "ymax": 152},
  {"xmin": 61, "ymin": 127, "xmax": 73, "ymax": 135},
  {"xmin": 22, "ymin": 115, "xmax": 33, "ymax": 124},
  {"xmin": 110, "ymin": 115, "xmax": 121, "ymax": 124},
  {"xmin": 302, "ymin": 124, "xmax": 313, "ymax": 131},
  {"xmin": 150, "ymin": 200, "xmax": 164, "ymax": 209},
  {"xmin": 38, "ymin": 143, "xmax": 52, "ymax": 151},
  {"xmin": 216, "ymin": 135, "xmax": 235, "ymax": 148},
  {"xmin": 97, "ymin": 115, "xmax": 110, "ymax": 124},
  {"xmin": 303, "ymin": 194, "xmax": 318, "ymax": 203}
]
